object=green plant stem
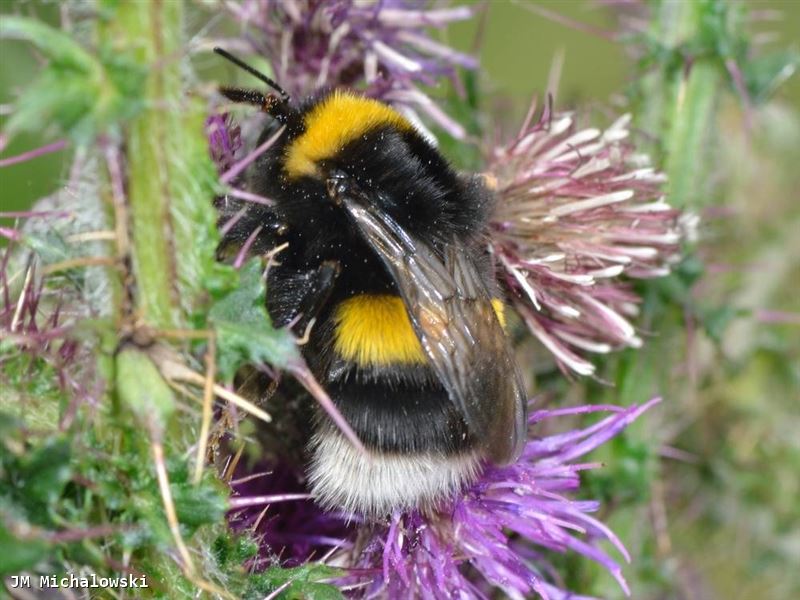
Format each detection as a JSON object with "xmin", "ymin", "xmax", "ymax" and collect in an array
[
  {"xmin": 102, "ymin": 0, "xmax": 185, "ymax": 329},
  {"xmin": 664, "ymin": 60, "xmax": 722, "ymax": 208},
  {"xmin": 647, "ymin": 0, "xmax": 728, "ymax": 208}
]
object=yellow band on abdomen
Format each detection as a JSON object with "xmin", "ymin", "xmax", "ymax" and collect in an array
[
  {"xmin": 333, "ymin": 295, "xmax": 425, "ymax": 366},
  {"xmin": 333, "ymin": 294, "xmax": 507, "ymax": 367}
]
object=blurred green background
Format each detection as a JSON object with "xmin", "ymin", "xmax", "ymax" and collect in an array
[{"xmin": 2, "ymin": 1, "xmax": 799, "ymax": 599}]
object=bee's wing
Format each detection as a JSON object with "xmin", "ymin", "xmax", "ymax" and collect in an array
[{"xmin": 340, "ymin": 198, "xmax": 527, "ymax": 464}]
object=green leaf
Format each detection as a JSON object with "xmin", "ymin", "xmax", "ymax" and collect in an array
[
  {"xmin": 167, "ymin": 100, "xmax": 236, "ymax": 318},
  {"xmin": 1, "ymin": 16, "xmax": 145, "ymax": 142},
  {"xmin": 246, "ymin": 564, "xmax": 345, "ymax": 600},
  {"xmin": 0, "ymin": 432, "xmax": 68, "ymax": 574},
  {"xmin": 700, "ymin": 305, "xmax": 743, "ymax": 344},
  {"xmin": 171, "ymin": 479, "xmax": 228, "ymax": 532},
  {"xmin": 22, "ymin": 230, "xmax": 72, "ymax": 267},
  {"xmin": 0, "ymin": 412, "xmax": 22, "ymax": 439},
  {"xmin": 20, "ymin": 439, "xmax": 72, "ymax": 511},
  {"xmin": 1, "ymin": 435, "xmax": 72, "ymax": 520},
  {"xmin": 212, "ymin": 532, "xmax": 260, "ymax": 568},
  {"xmin": 115, "ymin": 348, "xmax": 176, "ymax": 426},
  {"xmin": 0, "ymin": 17, "xmax": 97, "ymax": 71},
  {"xmin": 0, "ymin": 522, "xmax": 49, "ymax": 575},
  {"xmin": 209, "ymin": 259, "xmax": 299, "ymax": 381},
  {"xmin": 743, "ymin": 51, "xmax": 800, "ymax": 104},
  {"xmin": 583, "ymin": 433, "xmax": 653, "ymax": 505}
]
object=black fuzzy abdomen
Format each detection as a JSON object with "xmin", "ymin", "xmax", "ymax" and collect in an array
[{"xmin": 323, "ymin": 377, "xmax": 473, "ymax": 455}]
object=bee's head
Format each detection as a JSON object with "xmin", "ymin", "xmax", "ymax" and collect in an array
[
  {"xmin": 279, "ymin": 91, "xmax": 489, "ymax": 244},
  {"xmin": 213, "ymin": 47, "xmax": 300, "ymax": 128},
  {"xmin": 213, "ymin": 48, "xmax": 491, "ymax": 247}
]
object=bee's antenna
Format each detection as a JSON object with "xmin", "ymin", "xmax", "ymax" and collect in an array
[{"xmin": 213, "ymin": 47, "xmax": 290, "ymax": 102}]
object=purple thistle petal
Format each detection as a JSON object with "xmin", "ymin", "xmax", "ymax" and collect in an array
[
  {"xmin": 228, "ymin": 459, "xmax": 352, "ymax": 565},
  {"xmin": 226, "ymin": 187, "xmax": 274, "ymax": 205},
  {"xmin": 0, "ymin": 139, "xmax": 67, "ymax": 168},
  {"xmin": 206, "ymin": 113, "xmax": 242, "ymax": 173},
  {"xmin": 0, "ymin": 210, "xmax": 72, "ymax": 219},
  {"xmin": 489, "ymin": 107, "xmax": 688, "ymax": 374},
  {"xmin": 0, "ymin": 226, "xmax": 22, "ymax": 242},
  {"xmin": 221, "ymin": 125, "xmax": 285, "ymax": 184},
  {"xmin": 219, "ymin": 206, "xmax": 250, "ymax": 237},
  {"xmin": 232, "ymin": 224, "xmax": 264, "ymax": 269},
  {"xmin": 1, "ymin": 219, "xmax": 105, "ymax": 420},
  {"xmin": 229, "ymin": 493, "xmax": 314, "ymax": 508},
  {"xmin": 365, "ymin": 399, "xmax": 661, "ymax": 598}
]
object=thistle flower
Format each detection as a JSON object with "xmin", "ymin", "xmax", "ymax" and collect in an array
[
  {"xmin": 0, "ymin": 228, "xmax": 103, "ymax": 428},
  {"xmin": 228, "ymin": 461, "xmax": 352, "ymax": 567},
  {"xmin": 206, "ymin": 113, "xmax": 243, "ymax": 174},
  {"xmin": 488, "ymin": 106, "xmax": 684, "ymax": 375},
  {"xmin": 228, "ymin": 399, "xmax": 660, "ymax": 598},
  {"xmin": 220, "ymin": 0, "xmax": 476, "ymax": 138}
]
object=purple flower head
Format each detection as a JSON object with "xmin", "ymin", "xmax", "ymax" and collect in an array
[
  {"xmin": 222, "ymin": 0, "xmax": 476, "ymax": 138},
  {"xmin": 0, "ymin": 211, "xmax": 104, "ymax": 428},
  {"xmin": 228, "ymin": 399, "xmax": 659, "ymax": 598},
  {"xmin": 488, "ymin": 106, "xmax": 687, "ymax": 375},
  {"xmin": 229, "ymin": 460, "xmax": 353, "ymax": 567},
  {"xmin": 206, "ymin": 113, "xmax": 243, "ymax": 174}
]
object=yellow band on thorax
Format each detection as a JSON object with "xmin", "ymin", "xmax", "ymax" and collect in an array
[
  {"xmin": 333, "ymin": 294, "xmax": 507, "ymax": 367},
  {"xmin": 284, "ymin": 91, "xmax": 413, "ymax": 179}
]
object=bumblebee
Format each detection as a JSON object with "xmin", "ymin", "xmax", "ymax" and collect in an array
[{"xmin": 215, "ymin": 48, "xmax": 527, "ymax": 517}]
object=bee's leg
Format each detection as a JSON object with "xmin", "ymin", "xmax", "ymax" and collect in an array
[
  {"xmin": 293, "ymin": 260, "xmax": 340, "ymax": 336},
  {"xmin": 268, "ymin": 260, "xmax": 340, "ymax": 335}
]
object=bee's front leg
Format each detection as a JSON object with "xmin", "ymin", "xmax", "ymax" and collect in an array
[{"xmin": 268, "ymin": 260, "xmax": 340, "ymax": 337}]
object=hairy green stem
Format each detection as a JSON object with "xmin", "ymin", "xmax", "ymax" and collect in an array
[
  {"xmin": 96, "ymin": 0, "xmax": 184, "ymax": 328},
  {"xmin": 645, "ymin": 0, "xmax": 730, "ymax": 208},
  {"xmin": 109, "ymin": 0, "xmax": 184, "ymax": 328},
  {"xmin": 664, "ymin": 60, "xmax": 722, "ymax": 208}
]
